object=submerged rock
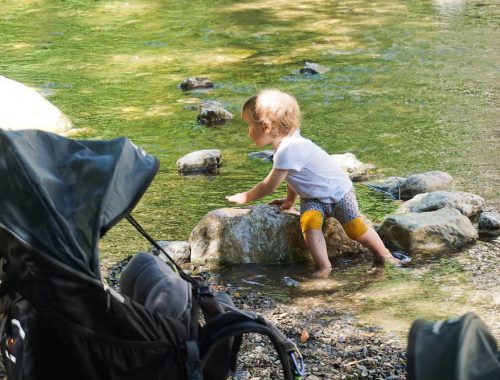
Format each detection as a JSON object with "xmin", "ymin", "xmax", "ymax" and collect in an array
[
  {"xmin": 282, "ymin": 276, "xmax": 300, "ymax": 287},
  {"xmin": 197, "ymin": 100, "xmax": 233, "ymax": 126},
  {"xmin": 365, "ymin": 177, "xmax": 406, "ymax": 199},
  {"xmin": 399, "ymin": 171, "xmax": 454, "ymax": 200},
  {"xmin": 180, "ymin": 77, "xmax": 214, "ymax": 90},
  {"xmin": 331, "ymin": 152, "xmax": 375, "ymax": 182},
  {"xmin": 176, "ymin": 149, "xmax": 222, "ymax": 173},
  {"xmin": 299, "ymin": 62, "xmax": 329, "ymax": 75},
  {"xmin": 248, "ymin": 150, "xmax": 274, "ymax": 162},
  {"xmin": 378, "ymin": 208, "xmax": 477, "ymax": 254},
  {"xmin": 366, "ymin": 171, "xmax": 454, "ymax": 200},
  {"xmin": 478, "ymin": 211, "xmax": 500, "ymax": 237},
  {"xmin": 396, "ymin": 191, "xmax": 485, "ymax": 222},
  {"xmin": 0, "ymin": 75, "xmax": 73, "ymax": 134},
  {"xmin": 189, "ymin": 205, "xmax": 364, "ymax": 265}
]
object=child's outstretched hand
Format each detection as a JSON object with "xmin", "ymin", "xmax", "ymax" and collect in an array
[
  {"xmin": 226, "ymin": 192, "xmax": 248, "ymax": 205},
  {"xmin": 269, "ymin": 198, "xmax": 294, "ymax": 210}
]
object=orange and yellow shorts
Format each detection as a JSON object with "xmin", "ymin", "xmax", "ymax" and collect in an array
[{"xmin": 299, "ymin": 189, "xmax": 368, "ymax": 240}]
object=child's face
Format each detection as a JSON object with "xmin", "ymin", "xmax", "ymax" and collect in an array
[{"xmin": 243, "ymin": 112, "xmax": 272, "ymax": 147}]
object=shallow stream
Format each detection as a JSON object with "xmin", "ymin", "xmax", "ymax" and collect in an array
[{"xmin": 1, "ymin": 0, "xmax": 499, "ymax": 335}]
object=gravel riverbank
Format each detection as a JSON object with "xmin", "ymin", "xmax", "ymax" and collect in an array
[
  {"xmin": 102, "ymin": 238, "xmax": 500, "ymax": 380},
  {"xmin": 227, "ymin": 291, "xmax": 407, "ymax": 380}
]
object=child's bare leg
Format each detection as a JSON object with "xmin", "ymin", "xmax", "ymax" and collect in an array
[
  {"xmin": 303, "ymin": 229, "xmax": 332, "ymax": 277},
  {"xmin": 355, "ymin": 227, "xmax": 400, "ymax": 265}
]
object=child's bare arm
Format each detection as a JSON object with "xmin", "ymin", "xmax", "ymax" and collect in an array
[
  {"xmin": 269, "ymin": 184, "xmax": 296, "ymax": 210},
  {"xmin": 226, "ymin": 169, "xmax": 288, "ymax": 205}
]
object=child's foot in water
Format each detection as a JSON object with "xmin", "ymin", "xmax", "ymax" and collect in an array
[{"xmin": 312, "ymin": 266, "xmax": 332, "ymax": 278}]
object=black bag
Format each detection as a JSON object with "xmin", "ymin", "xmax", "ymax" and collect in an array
[
  {"xmin": 0, "ymin": 130, "xmax": 304, "ymax": 380},
  {"xmin": 120, "ymin": 221, "xmax": 305, "ymax": 380},
  {"xmin": 407, "ymin": 312, "xmax": 500, "ymax": 380}
]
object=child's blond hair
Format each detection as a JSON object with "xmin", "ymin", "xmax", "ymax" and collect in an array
[{"xmin": 242, "ymin": 89, "xmax": 300, "ymax": 137}]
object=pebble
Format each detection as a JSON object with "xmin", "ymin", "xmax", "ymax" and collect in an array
[{"xmin": 282, "ymin": 276, "xmax": 300, "ymax": 287}]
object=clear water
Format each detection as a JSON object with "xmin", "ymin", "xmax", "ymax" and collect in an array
[{"xmin": 1, "ymin": 0, "xmax": 498, "ymax": 264}]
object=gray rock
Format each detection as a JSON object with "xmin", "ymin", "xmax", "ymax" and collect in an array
[
  {"xmin": 176, "ymin": 149, "xmax": 222, "ymax": 173},
  {"xmin": 180, "ymin": 77, "xmax": 214, "ymax": 90},
  {"xmin": 150, "ymin": 240, "xmax": 191, "ymax": 264},
  {"xmin": 248, "ymin": 150, "xmax": 274, "ymax": 162},
  {"xmin": 299, "ymin": 62, "xmax": 330, "ymax": 75},
  {"xmin": 378, "ymin": 208, "xmax": 477, "ymax": 254},
  {"xmin": 399, "ymin": 171, "xmax": 454, "ymax": 200},
  {"xmin": 396, "ymin": 191, "xmax": 485, "ymax": 222},
  {"xmin": 331, "ymin": 153, "xmax": 375, "ymax": 182},
  {"xmin": 197, "ymin": 100, "xmax": 233, "ymax": 126},
  {"xmin": 189, "ymin": 205, "xmax": 364, "ymax": 265},
  {"xmin": 282, "ymin": 276, "xmax": 300, "ymax": 287},
  {"xmin": 189, "ymin": 205, "xmax": 307, "ymax": 265},
  {"xmin": 478, "ymin": 211, "xmax": 500, "ymax": 236},
  {"xmin": 0, "ymin": 75, "xmax": 73, "ymax": 134}
]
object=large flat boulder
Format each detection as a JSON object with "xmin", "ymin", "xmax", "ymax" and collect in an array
[
  {"xmin": 189, "ymin": 205, "xmax": 364, "ymax": 265},
  {"xmin": 0, "ymin": 76, "xmax": 73, "ymax": 134},
  {"xmin": 378, "ymin": 208, "xmax": 477, "ymax": 254},
  {"xmin": 396, "ymin": 191, "xmax": 485, "ymax": 222}
]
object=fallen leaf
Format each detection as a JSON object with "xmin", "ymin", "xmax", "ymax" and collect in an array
[{"xmin": 300, "ymin": 329, "xmax": 309, "ymax": 343}]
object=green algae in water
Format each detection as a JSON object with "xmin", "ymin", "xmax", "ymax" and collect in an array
[
  {"xmin": 354, "ymin": 184, "xmax": 399, "ymax": 223},
  {"xmin": 1, "ymin": 0, "xmax": 498, "ymax": 263}
]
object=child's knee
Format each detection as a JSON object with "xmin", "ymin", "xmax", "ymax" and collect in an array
[
  {"xmin": 300, "ymin": 210, "xmax": 323, "ymax": 233},
  {"xmin": 342, "ymin": 217, "xmax": 368, "ymax": 240}
]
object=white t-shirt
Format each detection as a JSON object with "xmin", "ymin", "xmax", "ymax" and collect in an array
[{"xmin": 273, "ymin": 130, "xmax": 352, "ymax": 203}]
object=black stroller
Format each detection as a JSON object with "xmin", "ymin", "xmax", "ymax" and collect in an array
[{"xmin": 0, "ymin": 129, "xmax": 304, "ymax": 380}]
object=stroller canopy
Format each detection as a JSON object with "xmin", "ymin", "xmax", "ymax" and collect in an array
[{"xmin": 0, "ymin": 129, "xmax": 159, "ymax": 279}]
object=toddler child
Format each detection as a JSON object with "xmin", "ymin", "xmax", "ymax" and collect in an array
[{"xmin": 226, "ymin": 89, "xmax": 400, "ymax": 277}]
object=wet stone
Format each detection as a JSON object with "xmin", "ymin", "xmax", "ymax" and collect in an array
[
  {"xmin": 180, "ymin": 77, "xmax": 214, "ymax": 90},
  {"xmin": 248, "ymin": 150, "xmax": 274, "ymax": 162},
  {"xmin": 197, "ymin": 100, "xmax": 233, "ymax": 125},
  {"xmin": 176, "ymin": 149, "xmax": 222, "ymax": 173},
  {"xmin": 478, "ymin": 211, "xmax": 500, "ymax": 236},
  {"xmin": 299, "ymin": 62, "xmax": 330, "ymax": 75},
  {"xmin": 282, "ymin": 276, "xmax": 300, "ymax": 287}
]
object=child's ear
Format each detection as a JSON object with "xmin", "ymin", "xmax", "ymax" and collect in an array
[{"xmin": 261, "ymin": 120, "xmax": 272, "ymax": 134}]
